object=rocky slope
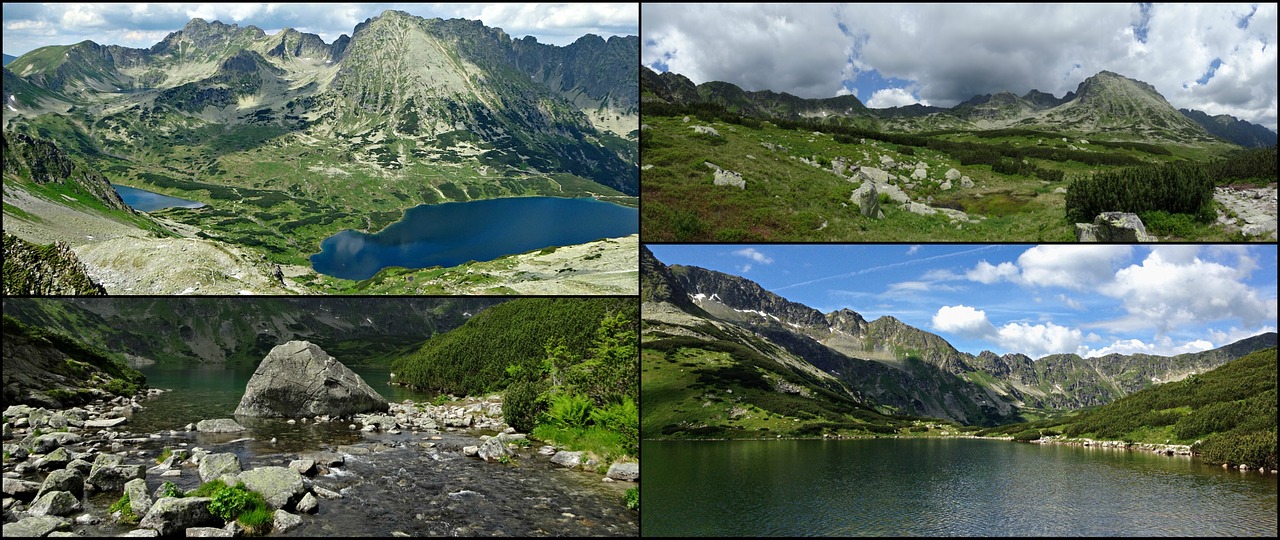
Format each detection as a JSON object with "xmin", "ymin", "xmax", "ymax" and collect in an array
[
  {"xmin": 2, "ymin": 233, "xmax": 106, "ymax": 296},
  {"xmin": 643, "ymin": 249, "xmax": 1280, "ymax": 425},
  {"xmin": 1, "ymin": 315, "xmax": 145, "ymax": 407}
]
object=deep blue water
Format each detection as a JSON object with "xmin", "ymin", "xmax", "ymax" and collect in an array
[
  {"xmin": 112, "ymin": 184, "xmax": 206, "ymax": 211},
  {"xmin": 309, "ymin": 196, "xmax": 637, "ymax": 280}
]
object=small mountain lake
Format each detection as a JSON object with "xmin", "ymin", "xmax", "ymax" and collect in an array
[
  {"xmin": 112, "ymin": 184, "xmax": 206, "ymax": 211},
  {"xmin": 309, "ymin": 196, "xmax": 638, "ymax": 281},
  {"xmin": 644, "ymin": 438, "xmax": 1278, "ymax": 536}
]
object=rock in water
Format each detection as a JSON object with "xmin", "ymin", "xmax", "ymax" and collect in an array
[{"xmin": 234, "ymin": 341, "xmax": 388, "ymax": 418}]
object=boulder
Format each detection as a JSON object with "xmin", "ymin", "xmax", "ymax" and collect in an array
[
  {"xmin": 34, "ymin": 446, "xmax": 73, "ymax": 470},
  {"xmin": 879, "ymin": 155, "xmax": 896, "ymax": 168},
  {"xmin": 36, "ymin": 469, "xmax": 84, "ymax": 500},
  {"xmin": 234, "ymin": 341, "xmax": 389, "ymax": 418},
  {"xmin": 28, "ymin": 490, "xmax": 81, "ymax": 517},
  {"xmin": 32, "ymin": 433, "xmax": 81, "ymax": 454},
  {"xmin": 713, "ymin": 168, "xmax": 745, "ymax": 190},
  {"xmin": 288, "ymin": 459, "xmax": 316, "ymax": 476},
  {"xmin": 295, "ymin": 492, "xmax": 318, "ymax": 514},
  {"xmin": 85, "ymin": 417, "xmax": 128, "ymax": 428},
  {"xmin": 2, "ymin": 516, "xmax": 70, "ymax": 537},
  {"xmin": 1078, "ymin": 212, "xmax": 1156, "ymax": 242},
  {"xmin": 66, "ymin": 458, "xmax": 94, "ymax": 476},
  {"xmin": 125, "ymin": 478, "xmax": 153, "ymax": 516},
  {"xmin": 911, "ymin": 168, "xmax": 927, "ymax": 180},
  {"xmin": 606, "ymin": 462, "xmax": 639, "ymax": 482},
  {"xmin": 550, "ymin": 451, "xmax": 584, "ymax": 470},
  {"xmin": 852, "ymin": 183, "xmax": 884, "ymax": 219},
  {"xmin": 139, "ymin": 497, "xmax": 217, "ymax": 536},
  {"xmin": 960, "ymin": 176, "xmax": 974, "ymax": 188},
  {"xmin": 690, "ymin": 125, "xmax": 720, "ymax": 137},
  {"xmin": 857, "ymin": 166, "xmax": 892, "ymax": 184},
  {"xmin": 230, "ymin": 466, "xmax": 305, "ymax": 509},
  {"xmin": 195, "ymin": 419, "xmax": 245, "ymax": 433},
  {"xmin": 945, "ymin": 168, "xmax": 961, "ymax": 181},
  {"xmin": 477, "ymin": 437, "xmax": 512, "ymax": 462},
  {"xmin": 185, "ymin": 527, "xmax": 234, "ymax": 537},
  {"xmin": 273, "ymin": 510, "xmax": 303, "ymax": 533},
  {"xmin": 87, "ymin": 453, "xmax": 146, "ymax": 492},
  {"xmin": 198, "ymin": 453, "xmax": 242, "ymax": 483}
]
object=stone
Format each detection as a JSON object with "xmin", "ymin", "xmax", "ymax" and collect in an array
[
  {"xmin": 960, "ymin": 176, "xmax": 974, "ymax": 188},
  {"xmin": 477, "ymin": 437, "xmax": 512, "ymax": 462},
  {"xmin": 690, "ymin": 125, "xmax": 719, "ymax": 137},
  {"xmin": 362, "ymin": 415, "xmax": 397, "ymax": 431},
  {"xmin": 125, "ymin": 478, "xmax": 153, "ymax": 516},
  {"xmin": 1053, "ymin": 187, "xmax": 1067, "ymax": 194},
  {"xmin": 34, "ymin": 446, "xmax": 73, "ymax": 470},
  {"xmin": 853, "ymin": 183, "xmax": 884, "ymax": 219},
  {"xmin": 28, "ymin": 490, "xmax": 81, "ymax": 517},
  {"xmin": 229, "ymin": 467, "xmax": 305, "ymax": 510},
  {"xmin": 462, "ymin": 446, "xmax": 480, "ymax": 457},
  {"xmin": 904, "ymin": 202, "xmax": 938, "ymax": 216},
  {"xmin": 288, "ymin": 459, "xmax": 316, "ymax": 476},
  {"xmin": 302, "ymin": 451, "xmax": 344, "ymax": 467},
  {"xmin": 139, "ymin": 497, "xmax": 217, "ymax": 537},
  {"xmin": 857, "ymin": 166, "xmax": 892, "ymax": 184},
  {"xmin": 550, "ymin": 451, "xmax": 584, "ymax": 470},
  {"xmin": 120, "ymin": 530, "xmax": 160, "ymax": 537},
  {"xmin": 605, "ymin": 462, "xmax": 639, "ymax": 482},
  {"xmin": 185, "ymin": 527, "xmax": 234, "ymax": 537},
  {"xmin": 87, "ymin": 453, "xmax": 146, "ymax": 492},
  {"xmin": 84, "ymin": 417, "xmax": 128, "ymax": 428},
  {"xmin": 36, "ymin": 469, "xmax": 84, "ymax": 500},
  {"xmin": 911, "ymin": 168, "xmax": 927, "ymax": 180},
  {"xmin": 712, "ymin": 168, "xmax": 745, "ymax": 190},
  {"xmin": 273, "ymin": 510, "xmax": 303, "ymax": 533},
  {"xmin": 2, "ymin": 516, "xmax": 70, "ymax": 537},
  {"xmin": 234, "ymin": 341, "xmax": 389, "ymax": 418},
  {"xmin": 195, "ymin": 419, "xmax": 245, "ymax": 433},
  {"xmin": 198, "ymin": 453, "xmax": 242, "ymax": 483},
  {"xmin": 32, "ymin": 433, "xmax": 81, "ymax": 454},
  {"xmin": 879, "ymin": 155, "xmax": 896, "ymax": 168},
  {"xmin": 66, "ymin": 458, "xmax": 94, "ymax": 476},
  {"xmin": 945, "ymin": 168, "xmax": 961, "ymax": 181},
  {"xmin": 296, "ymin": 492, "xmax": 318, "ymax": 514},
  {"xmin": 312, "ymin": 486, "xmax": 343, "ymax": 500},
  {"xmin": 1078, "ymin": 212, "xmax": 1156, "ymax": 242},
  {"xmin": 939, "ymin": 180, "xmax": 952, "ymax": 191}
]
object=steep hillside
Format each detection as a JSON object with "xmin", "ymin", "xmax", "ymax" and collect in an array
[
  {"xmin": 2, "ymin": 314, "xmax": 146, "ymax": 407},
  {"xmin": 2, "ymin": 232, "xmax": 106, "ymax": 295},
  {"xmin": 641, "ymin": 250, "xmax": 1279, "ymax": 433},
  {"xmin": 1, "ymin": 297, "xmax": 504, "ymax": 365},
  {"xmin": 1180, "ymin": 108, "xmax": 1279, "ymax": 148}
]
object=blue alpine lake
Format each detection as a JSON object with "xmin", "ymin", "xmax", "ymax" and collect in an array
[
  {"xmin": 643, "ymin": 438, "xmax": 1278, "ymax": 536},
  {"xmin": 309, "ymin": 196, "xmax": 638, "ymax": 280},
  {"xmin": 112, "ymin": 184, "xmax": 206, "ymax": 211}
]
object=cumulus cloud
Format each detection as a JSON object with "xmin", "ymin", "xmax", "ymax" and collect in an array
[
  {"xmin": 932, "ymin": 305, "xmax": 996, "ymax": 336},
  {"xmin": 1013, "ymin": 245, "xmax": 1132, "ymax": 289},
  {"xmin": 642, "ymin": 4, "xmax": 1277, "ymax": 129},
  {"xmin": 966, "ymin": 260, "xmax": 1019, "ymax": 284},
  {"xmin": 1082, "ymin": 336, "xmax": 1216, "ymax": 358},
  {"xmin": 994, "ymin": 321, "xmax": 1084, "ymax": 360},
  {"xmin": 866, "ymin": 87, "xmax": 927, "ymax": 108},
  {"xmin": 732, "ymin": 247, "xmax": 773, "ymax": 265},
  {"xmin": 1101, "ymin": 250, "xmax": 1278, "ymax": 333}
]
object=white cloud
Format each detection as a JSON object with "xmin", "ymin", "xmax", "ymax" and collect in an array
[
  {"xmin": 1014, "ymin": 245, "xmax": 1132, "ymax": 290},
  {"xmin": 994, "ymin": 321, "xmax": 1084, "ymax": 360},
  {"xmin": 739, "ymin": 264, "xmax": 753, "ymax": 274},
  {"xmin": 1082, "ymin": 336, "xmax": 1216, "ymax": 358},
  {"xmin": 965, "ymin": 260, "xmax": 1018, "ymax": 284},
  {"xmin": 732, "ymin": 248, "xmax": 773, "ymax": 265},
  {"xmin": 1057, "ymin": 294, "xmax": 1084, "ymax": 311},
  {"xmin": 866, "ymin": 87, "xmax": 928, "ymax": 108},
  {"xmin": 889, "ymin": 281, "xmax": 930, "ymax": 292},
  {"xmin": 1101, "ymin": 250, "xmax": 1277, "ymax": 333},
  {"xmin": 932, "ymin": 305, "xmax": 995, "ymax": 336},
  {"xmin": 906, "ymin": 245, "xmax": 920, "ymax": 256}
]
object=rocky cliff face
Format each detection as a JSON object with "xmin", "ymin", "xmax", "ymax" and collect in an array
[
  {"xmin": 2, "ymin": 233, "xmax": 106, "ymax": 296},
  {"xmin": 1, "ymin": 315, "xmax": 144, "ymax": 408}
]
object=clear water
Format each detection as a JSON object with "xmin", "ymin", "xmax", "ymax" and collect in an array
[
  {"xmin": 308, "ymin": 196, "xmax": 638, "ymax": 280},
  {"xmin": 112, "ymin": 184, "xmax": 206, "ymax": 211},
  {"xmin": 642, "ymin": 438, "xmax": 1279, "ymax": 536}
]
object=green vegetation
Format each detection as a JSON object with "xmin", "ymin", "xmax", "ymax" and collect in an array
[
  {"xmin": 159, "ymin": 481, "xmax": 183, "ymax": 499},
  {"xmin": 109, "ymin": 493, "xmax": 139, "ymax": 524},
  {"xmin": 190, "ymin": 480, "xmax": 273, "ymax": 533},
  {"xmin": 1066, "ymin": 161, "xmax": 1215, "ymax": 223},
  {"xmin": 625, "ymin": 486, "xmax": 639, "ymax": 511},
  {"xmin": 987, "ymin": 348, "xmax": 1277, "ymax": 469},
  {"xmin": 2, "ymin": 314, "xmax": 146, "ymax": 402}
]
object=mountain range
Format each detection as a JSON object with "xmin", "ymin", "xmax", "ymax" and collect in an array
[
  {"xmin": 641, "ymin": 246, "xmax": 1279, "ymax": 432},
  {"xmin": 2, "ymin": 11, "xmax": 640, "ymax": 294},
  {"xmin": 642, "ymin": 66, "xmax": 1276, "ymax": 147}
]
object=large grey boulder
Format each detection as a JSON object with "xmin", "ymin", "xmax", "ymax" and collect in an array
[
  {"xmin": 2, "ymin": 516, "xmax": 70, "ymax": 537},
  {"xmin": 852, "ymin": 183, "xmax": 884, "ymax": 219},
  {"xmin": 198, "ymin": 453, "xmax": 242, "ymax": 483},
  {"xmin": 125, "ymin": 478, "xmax": 153, "ymax": 516},
  {"xmin": 33, "ymin": 446, "xmax": 73, "ymax": 470},
  {"xmin": 1076, "ymin": 212, "xmax": 1156, "ymax": 242},
  {"xmin": 87, "ymin": 453, "xmax": 146, "ymax": 492},
  {"xmin": 27, "ymin": 490, "xmax": 81, "ymax": 517},
  {"xmin": 234, "ymin": 341, "xmax": 388, "ymax": 418},
  {"xmin": 477, "ymin": 437, "xmax": 512, "ymax": 462},
  {"xmin": 229, "ymin": 466, "xmax": 305, "ymax": 510},
  {"xmin": 550, "ymin": 451, "xmax": 584, "ymax": 469},
  {"xmin": 138, "ymin": 497, "xmax": 217, "ymax": 536},
  {"xmin": 273, "ymin": 510, "xmax": 303, "ymax": 533},
  {"xmin": 31, "ymin": 432, "xmax": 81, "ymax": 454},
  {"xmin": 195, "ymin": 419, "xmax": 245, "ymax": 433},
  {"xmin": 4, "ymin": 477, "xmax": 42, "ymax": 501},
  {"xmin": 36, "ymin": 469, "xmax": 84, "ymax": 500},
  {"xmin": 606, "ymin": 462, "xmax": 639, "ymax": 482}
]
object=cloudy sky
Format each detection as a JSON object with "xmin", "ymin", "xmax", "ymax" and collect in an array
[
  {"xmin": 646, "ymin": 244, "xmax": 1279, "ymax": 361},
  {"xmin": 642, "ymin": 3, "xmax": 1278, "ymax": 130},
  {"xmin": 1, "ymin": 3, "xmax": 637, "ymax": 54}
]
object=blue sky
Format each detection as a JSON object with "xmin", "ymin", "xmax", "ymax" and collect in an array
[
  {"xmin": 1, "ymin": 3, "xmax": 637, "ymax": 54},
  {"xmin": 647, "ymin": 244, "xmax": 1279, "ymax": 360},
  {"xmin": 642, "ymin": 3, "xmax": 1278, "ymax": 131}
]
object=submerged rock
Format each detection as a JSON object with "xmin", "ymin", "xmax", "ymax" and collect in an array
[
  {"xmin": 195, "ymin": 418, "xmax": 245, "ymax": 433},
  {"xmin": 234, "ymin": 341, "xmax": 389, "ymax": 418}
]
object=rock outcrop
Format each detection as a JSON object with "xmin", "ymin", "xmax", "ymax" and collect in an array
[
  {"xmin": 1075, "ymin": 212, "xmax": 1156, "ymax": 242},
  {"xmin": 234, "ymin": 341, "xmax": 388, "ymax": 418}
]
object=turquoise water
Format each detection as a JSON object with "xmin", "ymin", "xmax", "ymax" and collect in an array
[
  {"xmin": 643, "ymin": 438, "xmax": 1279, "ymax": 536},
  {"xmin": 308, "ymin": 196, "xmax": 638, "ymax": 280},
  {"xmin": 112, "ymin": 184, "xmax": 206, "ymax": 211}
]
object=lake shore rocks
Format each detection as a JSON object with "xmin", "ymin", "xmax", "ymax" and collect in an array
[{"xmin": 234, "ymin": 341, "xmax": 389, "ymax": 418}]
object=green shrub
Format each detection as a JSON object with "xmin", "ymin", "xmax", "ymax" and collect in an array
[
  {"xmin": 109, "ymin": 493, "xmax": 139, "ymax": 524},
  {"xmin": 159, "ymin": 481, "xmax": 183, "ymax": 499},
  {"xmin": 625, "ymin": 487, "xmax": 639, "ymax": 510},
  {"xmin": 589, "ymin": 397, "xmax": 639, "ymax": 456},
  {"xmin": 545, "ymin": 393, "xmax": 594, "ymax": 430},
  {"xmin": 209, "ymin": 482, "xmax": 256, "ymax": 521},
  {"xmin": 1012, "ymin": 429, "xmax": 1043, "ymax": 442},
  {"xmin": 1066, "ymin": 162, "xmax": 1214, "ymax": 223},
  {"xmin": 1195, "ymin": 430, "xmax": 1277, "ymax": 470},
  {"xmin": 503, "ymin": 378, "xmax": 547, "ymax": 433}
]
